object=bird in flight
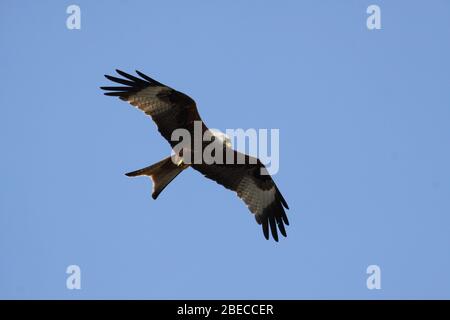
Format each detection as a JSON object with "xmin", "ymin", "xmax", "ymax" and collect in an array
[{"xmin": 101, "ymin": 70, "xmax": 290, "ymax": 241}]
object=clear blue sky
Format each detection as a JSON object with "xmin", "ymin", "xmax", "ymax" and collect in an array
[{"xmin": 1, "ymin": 1, "xmax": 449, "ymax": 299}]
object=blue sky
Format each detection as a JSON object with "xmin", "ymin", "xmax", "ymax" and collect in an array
[{"xmin": 1, "ymin": 1, "xmax": 449, "ymax": 299}]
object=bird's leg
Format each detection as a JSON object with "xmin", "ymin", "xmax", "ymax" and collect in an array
[
  {"xmin": 171, "ymin": 152, "xmax": 188, "ymax": 168},
  {"xmin": 177, "ymin": 158, "xmax": 184, "ymax": 167}
]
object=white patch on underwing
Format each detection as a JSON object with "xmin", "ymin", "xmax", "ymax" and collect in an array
[
  {"xmin": 236, "ymin": 176, "xmax": 275, "ymax": 215},
  {"xmin": 127, "ymin": 86, "xmax": 172, "ymax": 116}
]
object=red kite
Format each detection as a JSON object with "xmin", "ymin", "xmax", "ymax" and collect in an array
[{"xmin": 101, "ymin": 70, "xmax": 290, "ymax": 241}]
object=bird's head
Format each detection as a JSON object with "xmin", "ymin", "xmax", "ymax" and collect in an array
[{"xmin": 209, "ymin": 129, "xmax": 232, "ymax": 148}]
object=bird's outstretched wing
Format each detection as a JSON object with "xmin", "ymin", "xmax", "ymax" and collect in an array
[
  {"xmin": 192, "ymin": 150, "xmax": 290, "ymax": 242},
  {"xmin": 101, "ymin": 70, "xmax": 202, "ymax": 147}
]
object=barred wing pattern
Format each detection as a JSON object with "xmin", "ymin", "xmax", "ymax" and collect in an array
[
  {"xmin": 192, "ymin": 150, "xmax": 289, "ymax": 241},
  {"xmin": 101, "ymin": 70, "xmax": 201, "ymax": 147}
]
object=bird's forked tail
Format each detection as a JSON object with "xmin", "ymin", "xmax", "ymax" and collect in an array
[{"xmin": 125, "ymin": 156, "xmax": 188, "ymax": 199}]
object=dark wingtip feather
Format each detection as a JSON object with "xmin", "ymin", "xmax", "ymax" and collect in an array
[
  {"xmin": 100, "ymin": 86, "xmax": 128, "ymax": 91},
  {"xmin": 257, "ymin": 199, "xmax": 289, "ymax": 241},
  {"xmin": 275, "ymin": 210, "xmax": 287, "ymax": 237},
  {"xmin": 102, "ymin": 70, "xmax": 158, "ymax": 99},
  {"xmin": 281, "ymin": 211, "xmax": 289, "ymax": 226},
  {"xmin": 104, "ymin": 74, "xmax": 115, "ymax": 81},
  {"xmin": 135, "ymin": 70, "xmax": 164, "ymax": 86},
  {"xmin": 278, "ymin": 203, "xmax": 289, "ymax": 226},
  {"xmin": 115, "ymin": 69, "xmax": 129, "ymax": 78},
  {"xmin": 278, "ymin": 222, "xmax": 287, "ymax": 237},
  {"xmin": 276, "ymin": 188, "xmax": 289, "ymax": 210},
  {"xmin": 104, "ymin": 92, "xmax": 127, "ymax": 96},
  {"xmin": 116, "ymin": 69, "xmax": 147, "ymax": 84},
  {"xmin": 104, "ymin": 74, "xmax": 135, "ymax": 86},
  {"xmin": 262, "ymin": 219, "xmax": 269, "ymax": 240},
  {"xmin": 269, "ymin": 216, "xmax": 279, "ymax": 242}
]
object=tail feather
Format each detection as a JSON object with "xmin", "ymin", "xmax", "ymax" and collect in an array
[{"xmin": 125, "ymin": 156, "xmax": 187, "ymax": 199}]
